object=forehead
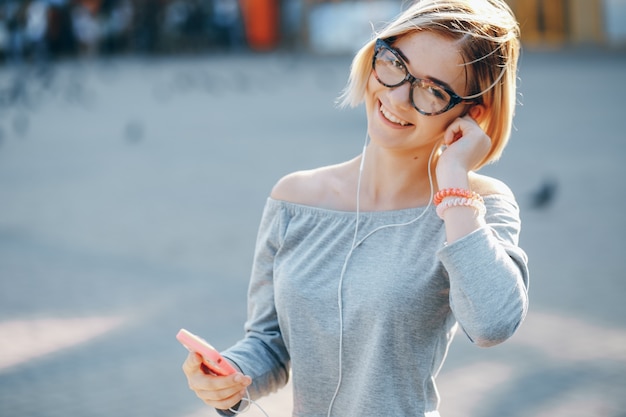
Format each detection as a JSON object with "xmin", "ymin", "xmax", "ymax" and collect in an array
[{"xmin": 393, "ymin": 31, "xmax": 467, "ymax": 92}]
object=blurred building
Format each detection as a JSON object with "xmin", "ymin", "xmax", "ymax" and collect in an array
[
  {"xmin": 506, "ymin": 0, "xmax": 626, "ymax": 47},
  {"xmin": 304, "ymin": 0, "xmax": 626, "ymax": 53},
  {"xmin": 0, "ymin": 0, "xmax": 623, "ymax": 64}
]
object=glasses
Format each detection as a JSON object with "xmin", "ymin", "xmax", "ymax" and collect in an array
[{"xmin": 372, "ymin": 38, "xmax": 476, "ymax": 116}]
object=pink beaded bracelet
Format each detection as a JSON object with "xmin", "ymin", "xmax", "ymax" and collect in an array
[
  {"xmin": 435, "ymin": 196, "xmax": 487, "ymax": 219},
  {"xmin": 433, "ymin": 187, "xmax": 483, "ymax": 206}
]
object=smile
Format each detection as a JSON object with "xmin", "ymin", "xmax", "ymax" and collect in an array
[{"xmin": 379, "ymin": 102, "xmax": 412, "ymax": 127}]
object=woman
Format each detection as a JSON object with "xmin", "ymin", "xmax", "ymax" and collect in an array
[{"xmin": 182, "ymin": 1, "xmax": 529, "ymax": 416}]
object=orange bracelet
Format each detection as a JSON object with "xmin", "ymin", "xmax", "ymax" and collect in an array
[{"xmin": 433, "ymin": 187, "xmax": 483, "ymax": 206}]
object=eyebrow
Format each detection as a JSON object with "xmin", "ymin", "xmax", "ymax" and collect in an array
[{"xmin": 393, "ymin": 44, "xmax": 456, "ymax": 92}]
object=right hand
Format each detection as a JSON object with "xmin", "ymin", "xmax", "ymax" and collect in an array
[{"xmin": 182, "ymin": 352, "xmax": 252, "ymax": 411}]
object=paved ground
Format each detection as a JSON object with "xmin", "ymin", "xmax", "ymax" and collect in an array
[{"xmin": 0, "ymin": 46, "xmax": 625, "ymax": 417}]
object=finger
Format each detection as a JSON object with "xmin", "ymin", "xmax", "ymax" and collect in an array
[
  {"xmin": 200, "ymin": 388, "xmax": 247, "ymax": 411},
  {"xmin": 184, "ymin": 352, "xmax": 239, "ymax": 379},
  {"xmin": 194, "ymin": 375, "xmax": 250, "ymax": 411},
  {"xmin": 182, "ymin": 352, "xmax": 204, "ymax": 375},
  {"xmin": 187, "ymin": 371, "xmax": 251, "ymax": 394},
  {"xmin": 443, "ymin": 116, "xmax": 473, "ymax": 146},
  {"xmin": 444, "ymin": 115, "xmax": 482, "ymax": 145},
  {"xmin": 195, "ymin": 382, "xmax": 248, "ymax": 403},
  {"xmin": 443, "ymin": 119, "xmax": 464, "ymax": 145}
]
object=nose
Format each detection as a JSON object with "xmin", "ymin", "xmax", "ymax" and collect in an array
[{"xmin": 386, "ymin": 81, "xmax": 412, "ymax": 110}]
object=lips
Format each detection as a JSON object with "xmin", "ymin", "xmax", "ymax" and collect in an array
[{"xmin": 379, "ymin": 101, "xmax": 412, "ymax": 127}]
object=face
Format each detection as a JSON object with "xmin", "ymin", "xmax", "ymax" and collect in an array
[{"xmin": 365, "ymin": 31, "xmax": 471, "ymax": 152}]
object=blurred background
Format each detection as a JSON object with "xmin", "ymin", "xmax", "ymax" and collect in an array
[
  {"xmin": 0, "ymin": 0, "xmax": 624, "ymax": 60},
  {"xmin": 0, "ymin": 1, "xmax": 625, "ymax": 417}
]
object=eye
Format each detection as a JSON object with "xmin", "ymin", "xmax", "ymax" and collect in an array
[
  {"xmin": 426, "ymin": 85, "xmax": 446, "ymax": 101},
  {"xmin": 390, "ymin": 57, "xmax": 404, "ymax": 70},
  {"xmin": 428, "ymin": 86, "xmax": 445, "ymax": 100}
]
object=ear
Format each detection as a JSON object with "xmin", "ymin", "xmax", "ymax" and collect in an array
[{"xmin": 467, "ymin": 104, "xmax": 487, "ymax": 123}]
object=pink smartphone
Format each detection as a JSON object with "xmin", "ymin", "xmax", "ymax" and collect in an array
[{"xmin": 176, "ymin": 328, "xmax": 237, "ymax": 376}]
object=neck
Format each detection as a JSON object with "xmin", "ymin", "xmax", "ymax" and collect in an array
[{"xmin": 357, "ymin": 144, "xmax": 439, "ymax": 211}]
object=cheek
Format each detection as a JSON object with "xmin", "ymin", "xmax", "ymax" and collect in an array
[
  {"xmin": 366, "ymin": 71, "xmax": 378, "ymax": 91},
  {"xmin": 425, "ymin": 118, "xmax": 454, "ymax": 142},
  {"xmin": 429, "ymin": 106, "xmax": 467, "ymax": 134},
  {"xmin": 364, "ymin": 74, "xmax": 381, "ymax": 113}
]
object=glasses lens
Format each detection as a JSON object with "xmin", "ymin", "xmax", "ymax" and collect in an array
[
  {"xmin": 412, "ymin": 80, "xmax": 452, "ymax": 115},
  {"xmin": 374, "ymin": 47, "xmax": 406, "ymax": 87}
]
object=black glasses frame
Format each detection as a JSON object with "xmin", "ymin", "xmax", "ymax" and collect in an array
[{"xmin": 373, "ymin": 38, "xmax": 476, "ymax": 116}]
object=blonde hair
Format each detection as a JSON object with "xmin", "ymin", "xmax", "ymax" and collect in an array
[{"xmin": 339, "ymin": 0, "xmax": 520, "ymax": 168}]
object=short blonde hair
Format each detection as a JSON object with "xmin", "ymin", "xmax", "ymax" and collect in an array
[{"xmin": 339, "ymin": 0, "xmax": 520, "ymax": 168}]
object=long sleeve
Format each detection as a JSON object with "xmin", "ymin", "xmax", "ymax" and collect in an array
[
  {"xmin": 216, "ymin": 196, "xmax": 529, "ymax": 416},
  {"xmin": 437, "ymin": 195, "xmax": 529, "ymax": 347},
  {"xmin": 221, "ymin": 201, "xmax": 291, "ymax": 401}
]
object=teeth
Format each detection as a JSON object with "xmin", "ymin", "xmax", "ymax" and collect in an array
[{"xmin": 380, "ymin": 103, "xmax": 410, "ymax": 126}]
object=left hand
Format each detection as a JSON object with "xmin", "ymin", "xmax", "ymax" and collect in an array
[{"xmin": 436, "ymin": 115, "xmax": 492, "ymax": 185}]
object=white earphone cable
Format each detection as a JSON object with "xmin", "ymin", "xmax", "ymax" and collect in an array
[
  {"xmin": 229, "ymin": 389, "xmax": 270, "ymax": 417},
  {"xmin": 326, "ymin": 137, "xmax": 440, "ymax": 417}
]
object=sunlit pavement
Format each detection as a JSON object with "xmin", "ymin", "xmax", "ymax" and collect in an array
[{"xmin": 0, "ymin": 48, "xmax": 625, "ymax": 417}]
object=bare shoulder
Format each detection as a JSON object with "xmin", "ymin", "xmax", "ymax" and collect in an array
[
  {"xmin": 271, "ymin": 160, "xmax": 356, "ymax": 208},
  {"xmin": 469, "ymin": 172, "xmax": 514, "ymax": 199},
  {"xmin": 270, "ymin": 169, "xmax": 326, "ymax": 204}
]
